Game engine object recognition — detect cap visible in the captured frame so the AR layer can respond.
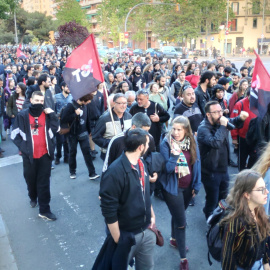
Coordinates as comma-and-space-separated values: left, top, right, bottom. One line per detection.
115, 68, 125, 74
218, 77, 230, 86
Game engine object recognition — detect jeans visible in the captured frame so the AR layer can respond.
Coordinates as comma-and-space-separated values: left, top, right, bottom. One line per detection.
202, 171, 230, 220
237, 259, 263, 270
68, 135, 96, 176
55, 133, 69, 160
162, 186, 192, 259
22, 154, 52, 214
127, 229, 156, 270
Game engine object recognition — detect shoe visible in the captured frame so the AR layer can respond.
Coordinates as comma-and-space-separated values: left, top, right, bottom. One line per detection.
170, 238, 177, 248
189, 197, 195, 206
229, 159, 238, 167
30, 200, 37, 208
90, 151, 96, 159
180, 259, 189, 270
0, 152, 3, 158
6, 129, 10, 135
55, 158, 60, 165
2, 137, 6, 141
89, 173, 100, 180
39, 212, 57, 221
64, 158, 69, 164
70, 173, 76, 179
51, 165, 55, 170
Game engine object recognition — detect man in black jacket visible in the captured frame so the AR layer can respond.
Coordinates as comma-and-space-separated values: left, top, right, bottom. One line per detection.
195, 71, 216, 117
197, 100, 249, 219
11, 91, 59, 221
99, 129, 156, 269
61, 93, 99, 180
129, 89, 170, 151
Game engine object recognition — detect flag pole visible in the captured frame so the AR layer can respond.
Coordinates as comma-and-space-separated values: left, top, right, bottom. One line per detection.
103, 83, 117, 136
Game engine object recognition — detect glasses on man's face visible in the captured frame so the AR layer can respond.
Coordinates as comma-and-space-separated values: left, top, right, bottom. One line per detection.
115, 102, 127, 106
252, 187, 268, 195
209, 110, 224, 115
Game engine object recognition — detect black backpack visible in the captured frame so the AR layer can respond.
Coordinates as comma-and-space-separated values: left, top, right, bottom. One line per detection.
206, 199, 233, 265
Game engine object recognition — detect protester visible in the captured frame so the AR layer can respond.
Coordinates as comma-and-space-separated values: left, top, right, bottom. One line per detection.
185, 67, 200, 89
159, 116, 201, 270
98, 129, 156, 269
220, 169, 270, 270
11, 91, 58, 220
149, 82, 167, 110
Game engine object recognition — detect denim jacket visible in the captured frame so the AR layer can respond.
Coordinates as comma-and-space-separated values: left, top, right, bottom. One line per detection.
159, 136, 201, 196
55, 93, 73, 116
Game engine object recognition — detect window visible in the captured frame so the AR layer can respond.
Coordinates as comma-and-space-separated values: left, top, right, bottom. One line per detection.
232, 2, 239, 15
231, 19, 237, 31
253, 18, 257, 28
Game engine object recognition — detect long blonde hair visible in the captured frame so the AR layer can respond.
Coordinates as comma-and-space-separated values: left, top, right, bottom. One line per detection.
252, 142, 270, 177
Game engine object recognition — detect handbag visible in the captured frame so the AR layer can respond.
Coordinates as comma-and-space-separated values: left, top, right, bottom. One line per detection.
59, 117, 76, 135
148, 224, 164, 247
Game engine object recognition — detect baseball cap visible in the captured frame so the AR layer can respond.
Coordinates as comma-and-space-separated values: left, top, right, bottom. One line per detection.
115, 68, 125, 74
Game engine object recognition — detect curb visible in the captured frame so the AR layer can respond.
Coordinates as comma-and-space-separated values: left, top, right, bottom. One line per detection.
0, 213, 18, 270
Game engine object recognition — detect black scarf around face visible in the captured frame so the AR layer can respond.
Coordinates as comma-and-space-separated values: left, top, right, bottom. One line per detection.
29, 103, 44, 117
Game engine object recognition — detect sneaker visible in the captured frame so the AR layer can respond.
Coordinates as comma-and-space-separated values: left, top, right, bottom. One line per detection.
64, 158, 69, 164
90, 151, 96, 159
39, 212, 57, 221
55, 158, 60, 165
70, 173, 76, 179
189, 197, 195, 206
30, 200, 37, 208
180, 259, 189, 270
51, 165, 55, 170
170, 238, 177, 248
89, 173, 100, 180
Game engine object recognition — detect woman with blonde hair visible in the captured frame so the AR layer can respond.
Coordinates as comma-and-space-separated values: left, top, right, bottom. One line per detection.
220, 169, 270, 270
159, 116, 201, 270
143, 63, 153, 84
253, 141, 270, 214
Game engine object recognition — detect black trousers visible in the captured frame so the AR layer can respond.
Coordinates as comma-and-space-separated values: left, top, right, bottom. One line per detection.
238, 136, 258, 171
68, 135, 96, 176
22, 154, 52, 214
55, 133, 69, 159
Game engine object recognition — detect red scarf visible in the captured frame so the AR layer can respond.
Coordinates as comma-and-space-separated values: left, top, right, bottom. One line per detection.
131, 159, 145, 193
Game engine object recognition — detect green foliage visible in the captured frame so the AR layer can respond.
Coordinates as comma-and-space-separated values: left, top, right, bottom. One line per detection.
4, 8, 55, 43
55, 0, 87, 26
0, 0, 18, 19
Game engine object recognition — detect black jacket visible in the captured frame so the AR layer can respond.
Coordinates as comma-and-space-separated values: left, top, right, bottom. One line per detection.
24, 85, 55, 110
60, 100, 91, 136
11, 109, 58, 163
195, 85, 210, 117
100, 153, 151, 233
197, 116, 244, 174
92, 231, 135, 270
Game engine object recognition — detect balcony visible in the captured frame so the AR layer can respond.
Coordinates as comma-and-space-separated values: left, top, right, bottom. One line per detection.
230, 26, 244, 33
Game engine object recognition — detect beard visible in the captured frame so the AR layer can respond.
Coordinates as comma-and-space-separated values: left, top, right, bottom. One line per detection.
64, 90, 70, 94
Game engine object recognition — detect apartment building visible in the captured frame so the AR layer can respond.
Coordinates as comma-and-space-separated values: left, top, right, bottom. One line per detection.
22, 0, 54, 17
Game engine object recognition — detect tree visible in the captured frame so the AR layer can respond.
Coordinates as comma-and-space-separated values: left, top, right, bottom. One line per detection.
55, 21, 89, 48
55, 0, 87, 26
0, 0, 18, 19
5, 7, 56, 43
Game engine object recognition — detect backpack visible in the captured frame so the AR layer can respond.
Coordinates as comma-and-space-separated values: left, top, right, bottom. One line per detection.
206, 199, 233, 265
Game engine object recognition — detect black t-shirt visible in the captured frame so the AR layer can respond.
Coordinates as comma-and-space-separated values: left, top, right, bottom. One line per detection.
130, 74, 145, 92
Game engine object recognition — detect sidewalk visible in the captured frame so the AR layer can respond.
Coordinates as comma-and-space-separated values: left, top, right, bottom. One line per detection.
0, 213, 18, 270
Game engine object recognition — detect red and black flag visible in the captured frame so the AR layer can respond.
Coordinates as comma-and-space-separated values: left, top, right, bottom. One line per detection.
16, 46, 27, 59
63, 34, 104, 101
250, 51, 270, 118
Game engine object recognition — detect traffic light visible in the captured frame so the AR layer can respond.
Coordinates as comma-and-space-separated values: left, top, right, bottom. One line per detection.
119, 33, 124, 42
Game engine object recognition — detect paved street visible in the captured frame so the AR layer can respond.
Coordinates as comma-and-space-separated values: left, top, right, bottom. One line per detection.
1, 56, 270, 270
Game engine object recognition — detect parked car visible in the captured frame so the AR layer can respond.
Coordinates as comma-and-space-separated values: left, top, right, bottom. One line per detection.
107, 47, 119, 56
145, 48, 164, 57
133, 49, 146, 56
121, 48, 133, 56
161, 46, 183, 58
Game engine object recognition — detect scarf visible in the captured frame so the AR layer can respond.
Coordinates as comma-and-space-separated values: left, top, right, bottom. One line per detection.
167, 133, 191, 178
29, 103, 44, 117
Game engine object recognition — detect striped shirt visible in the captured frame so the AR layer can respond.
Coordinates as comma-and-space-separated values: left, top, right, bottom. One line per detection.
16, 96, 25, 112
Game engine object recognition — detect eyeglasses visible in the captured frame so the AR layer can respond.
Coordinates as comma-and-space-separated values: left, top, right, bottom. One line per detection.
115, 102, 127, 105
182, 84, 192, 92
209, 110, 224, 115
252, 188, 268, 194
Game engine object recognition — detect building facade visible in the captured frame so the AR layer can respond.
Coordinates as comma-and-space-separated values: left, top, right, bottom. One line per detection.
22, 0, 54, 17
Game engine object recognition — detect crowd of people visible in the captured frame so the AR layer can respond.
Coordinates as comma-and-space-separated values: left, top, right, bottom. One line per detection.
1, 45, 270, 270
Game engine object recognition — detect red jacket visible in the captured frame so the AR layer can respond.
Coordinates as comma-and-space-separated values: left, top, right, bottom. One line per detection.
185, 75, 200, 89
230, 97, 256, 140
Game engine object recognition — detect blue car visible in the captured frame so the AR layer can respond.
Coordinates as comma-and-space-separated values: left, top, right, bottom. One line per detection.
146, 48, 164, 57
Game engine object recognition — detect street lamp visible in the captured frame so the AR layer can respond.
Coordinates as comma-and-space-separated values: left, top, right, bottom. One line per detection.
225, 0, 229, 58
